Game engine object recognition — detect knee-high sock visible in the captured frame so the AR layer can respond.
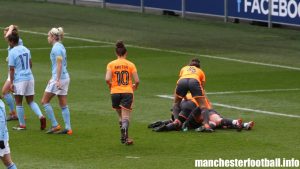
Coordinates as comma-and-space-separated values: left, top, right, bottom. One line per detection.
62, 106, 71, 130
172, 104, 181, 120
121, 119, 129, 130
121, 119, 129, 138
43, 103, 58, 127
7, 163, 17, 169
221, 118, 233, 126
201, 109, 210, 124
184, 107, 202, 129
29, 102, 43, 118
4, 93, 15, 113
16, 106, 25, 126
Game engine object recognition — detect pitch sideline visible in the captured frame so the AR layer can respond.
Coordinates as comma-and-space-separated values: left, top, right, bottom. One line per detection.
156, 94, 300, 119
0, 45, 113, 51
1, 27, 299, 71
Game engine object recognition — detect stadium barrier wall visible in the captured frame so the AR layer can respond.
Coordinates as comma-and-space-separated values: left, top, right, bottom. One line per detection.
43, 0, 300, 28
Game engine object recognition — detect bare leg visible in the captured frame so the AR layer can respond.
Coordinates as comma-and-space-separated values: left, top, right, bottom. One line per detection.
115, 109, 122, 128
1, 153, 16, 168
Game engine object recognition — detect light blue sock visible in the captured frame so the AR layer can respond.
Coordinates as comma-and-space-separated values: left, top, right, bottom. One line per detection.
7, 163, 17, 169
62, 106, 71, 130
16, 106, 25, 126
4, 93, 15, 112
29, 101, 43, 118
43, 103, 58, 127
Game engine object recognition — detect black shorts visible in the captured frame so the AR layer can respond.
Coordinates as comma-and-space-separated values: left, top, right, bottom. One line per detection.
179, 100, 197, 119
111, 93, 133, 110
176, 78, 204, 98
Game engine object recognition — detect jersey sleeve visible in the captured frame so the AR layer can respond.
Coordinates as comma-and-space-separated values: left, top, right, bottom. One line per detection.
27, 49, 32, 59
0, 107, 6, 141
107, 62, 112, 71
53, 47, 63, 60
8, 51, 15, 67
199, 70, 206, 82
131, 63, 137, 73
179, 67, 184, 77
202, 72, 206, 82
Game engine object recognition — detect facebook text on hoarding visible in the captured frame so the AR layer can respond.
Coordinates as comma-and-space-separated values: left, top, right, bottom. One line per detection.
239, 0, 300, 18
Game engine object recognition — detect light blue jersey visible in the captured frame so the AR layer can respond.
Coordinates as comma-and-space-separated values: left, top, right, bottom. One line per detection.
18, 38, 23, 46
7, 38, 24, 69
0, 100, 9, 141
8, 45, 34, 83
50, 42, 69, 80
7, 38, 23, 51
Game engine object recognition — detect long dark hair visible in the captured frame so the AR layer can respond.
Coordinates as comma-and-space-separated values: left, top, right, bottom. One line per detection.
115, 40, 127, 56
189, 58, 200, 68
7, 32, 19, 45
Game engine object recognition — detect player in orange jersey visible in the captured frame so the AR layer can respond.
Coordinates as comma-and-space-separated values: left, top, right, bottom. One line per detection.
171, 58, 212, 130
105, 40, 139, 145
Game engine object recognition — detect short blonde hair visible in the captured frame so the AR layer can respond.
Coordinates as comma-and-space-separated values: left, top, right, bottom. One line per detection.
49, 27, 64, 41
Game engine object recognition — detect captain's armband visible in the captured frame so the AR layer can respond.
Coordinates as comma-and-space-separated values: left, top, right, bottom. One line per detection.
56, 56, 63, 61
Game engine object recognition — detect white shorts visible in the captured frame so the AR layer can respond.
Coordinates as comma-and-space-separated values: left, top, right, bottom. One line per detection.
45, 78, 70, 95
0, 141, 11, 157
14, 80, 35, 96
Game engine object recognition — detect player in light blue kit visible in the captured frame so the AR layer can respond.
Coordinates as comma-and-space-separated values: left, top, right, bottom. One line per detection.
7, 33, 46, 131
2, 25, 23, 121
41, 27, 72, 135
0, 99, 17, 169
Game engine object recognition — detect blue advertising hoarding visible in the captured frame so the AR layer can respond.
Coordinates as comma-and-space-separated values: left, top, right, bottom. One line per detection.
269, 0, 300, 25
228, 0, 269, 21
106, 0, 140, 6
144, 0, 182, 11
228, 0, 300, 25
186, 0, 224, 16
106, 0, 300, 26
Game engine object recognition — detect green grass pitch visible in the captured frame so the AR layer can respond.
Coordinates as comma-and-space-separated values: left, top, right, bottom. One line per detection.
0, 0, 299, 168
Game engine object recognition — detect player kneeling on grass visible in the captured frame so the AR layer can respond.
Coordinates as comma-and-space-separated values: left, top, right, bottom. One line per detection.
7, 33, 46, 131
0, 97, 17, 168
105, 40, 139, 145
171, 58, 213, 131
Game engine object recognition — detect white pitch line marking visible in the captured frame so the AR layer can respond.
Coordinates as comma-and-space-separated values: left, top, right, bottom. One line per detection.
206, 88, 300, 95
125, 156, 140, 159
156, 94, 300, 119
0, 45, 112, 51
1, 27, 299, 71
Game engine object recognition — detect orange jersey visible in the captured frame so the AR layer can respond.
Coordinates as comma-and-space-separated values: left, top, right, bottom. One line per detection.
184, 93, 212, 109
107, 58, 137, 94
177, 66, 205, 85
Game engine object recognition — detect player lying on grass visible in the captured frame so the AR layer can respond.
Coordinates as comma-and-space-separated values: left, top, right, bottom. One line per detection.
181, 107, 254, 132
149, 93, 209, 131
149, 94, 254, 132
